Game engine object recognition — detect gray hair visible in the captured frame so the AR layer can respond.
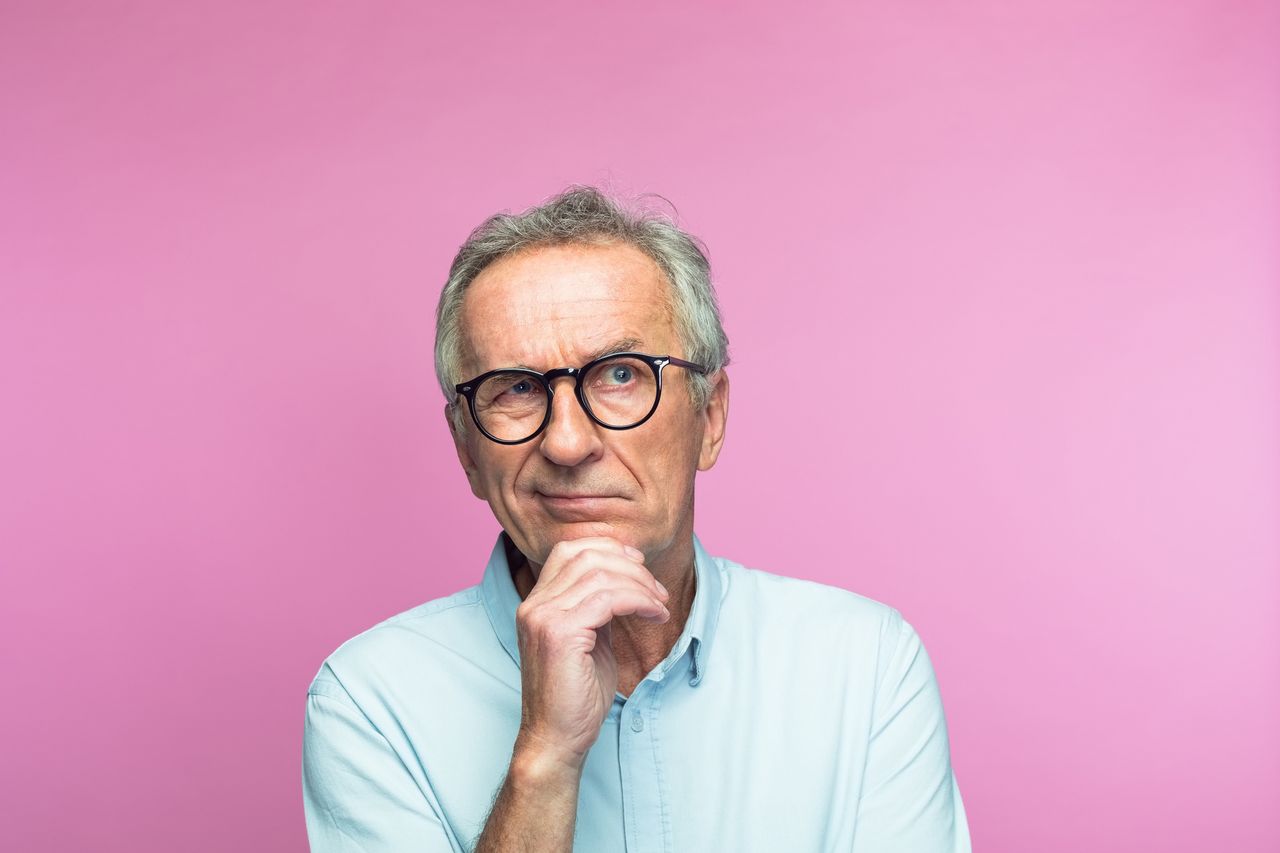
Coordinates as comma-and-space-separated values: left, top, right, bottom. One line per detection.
433, 186, 730, 428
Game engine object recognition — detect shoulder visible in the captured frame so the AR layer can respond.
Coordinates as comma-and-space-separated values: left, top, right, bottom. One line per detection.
308, 585, 493, 698
707, 553, 939, 701
711, 553, 909, 650
716, 554, 897, 623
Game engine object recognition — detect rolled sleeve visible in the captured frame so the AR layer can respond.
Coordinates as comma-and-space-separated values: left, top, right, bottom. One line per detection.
852, 610, 972, 853
302, 667, 458, 852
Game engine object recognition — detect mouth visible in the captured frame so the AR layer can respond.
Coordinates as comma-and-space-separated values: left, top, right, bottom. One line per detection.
534, 491, 624, 518
536, 491, 619, 503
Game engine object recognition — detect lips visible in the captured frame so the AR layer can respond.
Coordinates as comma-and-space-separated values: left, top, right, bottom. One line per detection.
533, 483, 623, 500
534, 490, 624, 518
537, 492, 615, 500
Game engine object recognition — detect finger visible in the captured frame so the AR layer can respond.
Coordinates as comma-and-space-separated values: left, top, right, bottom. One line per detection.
532, 538, 647, 587
535, 537, 641, 585
534, 550, 665, 603
568, 587, 670, 631
541, 548, 658, 596
551, 568, 668, 614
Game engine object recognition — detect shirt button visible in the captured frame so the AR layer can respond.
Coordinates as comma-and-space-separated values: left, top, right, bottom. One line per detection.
630, 713, 645, 733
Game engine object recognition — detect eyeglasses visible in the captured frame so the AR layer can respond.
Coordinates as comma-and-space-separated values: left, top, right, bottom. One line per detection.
454, 351, 709, 445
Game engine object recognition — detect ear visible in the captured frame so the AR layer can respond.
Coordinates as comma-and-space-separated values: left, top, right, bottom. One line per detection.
446, 402, 485, 500
697, 369, 730, 472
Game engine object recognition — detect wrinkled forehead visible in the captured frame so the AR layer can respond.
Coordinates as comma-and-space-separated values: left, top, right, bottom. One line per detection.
457, 242, 678, 375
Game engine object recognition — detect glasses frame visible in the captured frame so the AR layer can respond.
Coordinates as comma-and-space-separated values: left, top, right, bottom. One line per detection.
454, 351, 709, 445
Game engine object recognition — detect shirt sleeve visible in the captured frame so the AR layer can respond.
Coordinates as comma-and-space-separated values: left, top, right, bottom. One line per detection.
302, 667, 459, 852
851, 609, 972, 853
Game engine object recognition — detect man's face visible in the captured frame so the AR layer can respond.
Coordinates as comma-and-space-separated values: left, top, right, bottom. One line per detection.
448, 241, 728, 567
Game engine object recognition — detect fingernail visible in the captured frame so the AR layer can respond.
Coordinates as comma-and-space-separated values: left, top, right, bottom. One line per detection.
656, 580, 668, 597
624, 545, 644, 560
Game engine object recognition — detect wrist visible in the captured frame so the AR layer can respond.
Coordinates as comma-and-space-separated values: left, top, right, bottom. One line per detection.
511, 731, 587, 784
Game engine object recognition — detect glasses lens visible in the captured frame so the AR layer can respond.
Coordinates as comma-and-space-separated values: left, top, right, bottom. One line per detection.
473, 372, 548, 441
582, 356, 657, 427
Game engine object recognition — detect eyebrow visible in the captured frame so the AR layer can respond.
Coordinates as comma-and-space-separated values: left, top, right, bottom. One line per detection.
582, 337, 643, 363
510, 337, 644, 371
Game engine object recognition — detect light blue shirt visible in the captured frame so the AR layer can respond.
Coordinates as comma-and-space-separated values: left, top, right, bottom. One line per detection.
303, 534, 971, 852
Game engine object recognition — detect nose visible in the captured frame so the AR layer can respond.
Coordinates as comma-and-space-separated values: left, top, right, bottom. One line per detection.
537, 377, 604, 467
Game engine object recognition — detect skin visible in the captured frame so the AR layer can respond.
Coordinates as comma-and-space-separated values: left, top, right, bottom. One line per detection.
448, 240, 729, 695
451, 240, 729, 852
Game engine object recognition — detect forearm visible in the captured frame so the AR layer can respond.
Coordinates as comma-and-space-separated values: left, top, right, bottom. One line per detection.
476, 537, 661, 852
475, 741, 584, 853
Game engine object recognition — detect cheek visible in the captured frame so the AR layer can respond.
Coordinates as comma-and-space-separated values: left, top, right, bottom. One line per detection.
645, 418, 703, 490
666, 405, 706, 461
470, 444, 525, 496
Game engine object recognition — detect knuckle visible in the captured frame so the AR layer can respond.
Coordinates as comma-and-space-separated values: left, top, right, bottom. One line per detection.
516, 601, 551, 627
547, 620, 577, 642
529, 614, 565, 644
563, 549, 592, 570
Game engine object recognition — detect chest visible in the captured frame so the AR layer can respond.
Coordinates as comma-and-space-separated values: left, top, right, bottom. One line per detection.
407, 653, 872, 853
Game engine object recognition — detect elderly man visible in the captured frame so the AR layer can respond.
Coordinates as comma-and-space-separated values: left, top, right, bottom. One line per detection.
302, 187, 971, 852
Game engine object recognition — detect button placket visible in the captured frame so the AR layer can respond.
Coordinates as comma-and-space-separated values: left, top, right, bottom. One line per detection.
616, 685, 668, 853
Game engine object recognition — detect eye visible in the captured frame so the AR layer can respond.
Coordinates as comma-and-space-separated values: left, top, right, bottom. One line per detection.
585, 356, 648, 398
479, 373, 545, 410
605, 365, 634, 385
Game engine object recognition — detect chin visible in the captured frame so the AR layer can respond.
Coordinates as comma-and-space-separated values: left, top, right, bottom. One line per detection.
514, 519, 639, 564
549, 518, 633, 543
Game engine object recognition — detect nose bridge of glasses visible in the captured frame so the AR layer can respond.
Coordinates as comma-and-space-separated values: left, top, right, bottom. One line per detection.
540, 367, 593, 423
541, 366, 581, 389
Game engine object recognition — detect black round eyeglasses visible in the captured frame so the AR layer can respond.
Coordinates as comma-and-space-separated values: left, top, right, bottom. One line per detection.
454, 351, 709, 445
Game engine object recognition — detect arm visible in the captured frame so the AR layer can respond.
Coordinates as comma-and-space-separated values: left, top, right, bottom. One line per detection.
302, 678, 582, 853
472, 736, 583, 853
474, 537, 670, 853
304, 538, 669, 853
851, 610, 972, 853
302, 673, 456, 852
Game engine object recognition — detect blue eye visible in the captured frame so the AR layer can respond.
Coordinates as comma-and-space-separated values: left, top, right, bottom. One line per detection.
510, 380, 534, 395
608, 366, 633, 384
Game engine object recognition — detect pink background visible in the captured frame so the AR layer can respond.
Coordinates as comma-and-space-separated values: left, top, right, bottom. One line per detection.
2, 2, 1277, 850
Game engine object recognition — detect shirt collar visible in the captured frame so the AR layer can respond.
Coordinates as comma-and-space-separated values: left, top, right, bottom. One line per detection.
479, 531, 724, 687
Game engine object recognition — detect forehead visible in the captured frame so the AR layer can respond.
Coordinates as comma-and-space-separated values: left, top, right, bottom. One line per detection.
458, 241, 676, 372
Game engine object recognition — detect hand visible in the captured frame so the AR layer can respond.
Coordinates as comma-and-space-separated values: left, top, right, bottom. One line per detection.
512, 537, 671, 772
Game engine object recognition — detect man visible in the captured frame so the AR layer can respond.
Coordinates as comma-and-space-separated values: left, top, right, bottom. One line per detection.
303, 187, 971, 852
